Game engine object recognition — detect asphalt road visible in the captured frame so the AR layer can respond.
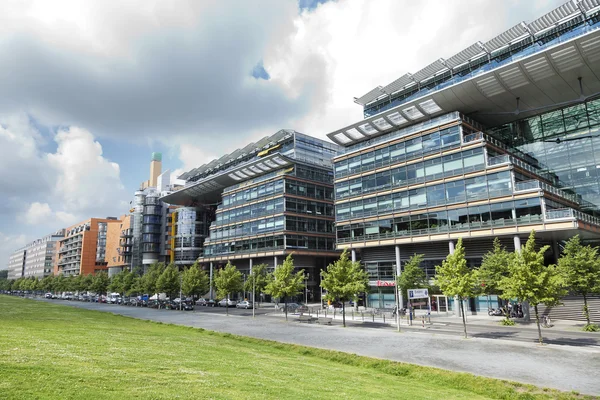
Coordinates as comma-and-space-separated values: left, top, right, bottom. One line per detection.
38, 298, 600, 396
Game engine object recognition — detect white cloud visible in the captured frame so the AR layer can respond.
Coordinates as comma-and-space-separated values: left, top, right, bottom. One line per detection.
20, 202, 52, 224
47, 126, 128, 216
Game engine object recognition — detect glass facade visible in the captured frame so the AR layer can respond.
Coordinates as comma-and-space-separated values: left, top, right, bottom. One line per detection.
203, 164, 337, 258
488, 97, 600, 211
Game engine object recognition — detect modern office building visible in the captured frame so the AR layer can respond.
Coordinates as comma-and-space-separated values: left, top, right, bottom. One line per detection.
57, 218, 117, 276
6, 230, 65, 280
162, 130, 342, 300
328, 1, 600, 310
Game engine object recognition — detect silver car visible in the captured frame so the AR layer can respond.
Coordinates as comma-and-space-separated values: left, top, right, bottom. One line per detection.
236, 301, 253, 309
218, 298, 236, 307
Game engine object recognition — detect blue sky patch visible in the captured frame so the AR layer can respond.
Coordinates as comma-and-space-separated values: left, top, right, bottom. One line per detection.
251, 60, 270, 80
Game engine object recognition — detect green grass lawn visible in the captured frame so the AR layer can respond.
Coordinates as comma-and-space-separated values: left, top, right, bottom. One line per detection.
0, 296, 589, 400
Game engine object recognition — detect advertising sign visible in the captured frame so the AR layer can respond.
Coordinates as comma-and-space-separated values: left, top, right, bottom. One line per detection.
407, 288, 429, 299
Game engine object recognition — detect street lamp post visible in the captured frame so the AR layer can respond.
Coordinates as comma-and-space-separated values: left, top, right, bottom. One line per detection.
304, 273, 309, 305
243, 273, 246, 300
179, 272, 183, 311
252, 274, 256, 319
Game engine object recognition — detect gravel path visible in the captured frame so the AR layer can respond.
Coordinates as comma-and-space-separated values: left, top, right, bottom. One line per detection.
46, 300, 600, 395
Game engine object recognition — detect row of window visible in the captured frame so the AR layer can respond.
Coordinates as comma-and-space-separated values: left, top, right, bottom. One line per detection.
335, 148, 485, 200
336, 171, 513, 221
337, 198, 542, 241
285, 198, 334, 217
204, 234, 336, 256
294, 165, 334, 184
215, 198, 285, 225
285, 180, 334, 200
285, 216, 334, 234
222, 179, 285, 208
210, 216, 285, 240
334, 126, 462, 178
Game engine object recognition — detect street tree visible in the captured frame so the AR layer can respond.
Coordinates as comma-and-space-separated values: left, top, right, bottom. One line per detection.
142, 262, 165, 299
128, 275, 144, 298
157, 264, 181, 302
213, 262, 243, 316
435, 238, 477, 338
108, 271, 124, 294
499, 231, 567, 344
91, 271, 110, 296
320, 249, 369, 327
181, 262, 210, 300
397, 254, 428, 308
476, 238, 514, 319
264, 254, 305, 321
556, 235, 600, 329
243, 264, 269, 305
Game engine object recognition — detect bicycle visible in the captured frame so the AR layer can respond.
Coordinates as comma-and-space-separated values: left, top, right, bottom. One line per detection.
542, 315, 553, 328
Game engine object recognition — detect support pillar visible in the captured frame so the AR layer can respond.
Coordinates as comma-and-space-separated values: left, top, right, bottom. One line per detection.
274, 256, 278, 269
552, 240, 560, 264
514, 235, 530, 321
449, 241, 460, 317
351, 249, 356, 263
395, 245, 402, 309
209, 262, 214, 300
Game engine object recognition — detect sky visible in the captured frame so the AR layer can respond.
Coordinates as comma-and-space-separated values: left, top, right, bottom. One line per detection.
0, 0, 565, 269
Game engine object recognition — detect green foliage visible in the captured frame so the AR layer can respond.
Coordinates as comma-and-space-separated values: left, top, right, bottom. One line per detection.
127, 275, 144, 297
556, 235, 600, 325
321, 249, 369, 327
0, 270, 7, 279
214, 262, 243, 300
583, 323, 599, 332
397, 254, 427, 306
476, 238, 513, 296
90, 271, 110, 295
108, 271, 124, 293
244, 264, 269, 297
499, 231, 567, 344
435, 238, 477, 338
181, 262, 209, 299
82, 274, 94, 293
142, 262, 165, 296
265, 254, 305, 321
214, 262, 243, 315
501, 318, 515, 326
157, 264, 181, 299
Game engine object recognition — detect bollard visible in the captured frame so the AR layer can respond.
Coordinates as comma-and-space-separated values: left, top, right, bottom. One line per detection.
362, 312, 364, 322
422, 316, 425, 328
334, 309, 336, 318
352, 310, 354, 320
372, 313, 375, 322
383, 314, 385, 323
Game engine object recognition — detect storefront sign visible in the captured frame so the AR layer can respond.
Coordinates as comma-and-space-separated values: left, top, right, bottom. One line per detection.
370, 280, 396, 287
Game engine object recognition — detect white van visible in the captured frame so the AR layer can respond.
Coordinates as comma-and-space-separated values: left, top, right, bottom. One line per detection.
107, 293, 121, 304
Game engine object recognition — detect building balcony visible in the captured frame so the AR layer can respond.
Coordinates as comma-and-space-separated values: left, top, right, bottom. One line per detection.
336, 208, 600, 245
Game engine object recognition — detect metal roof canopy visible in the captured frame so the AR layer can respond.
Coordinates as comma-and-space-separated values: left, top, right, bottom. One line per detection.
162, 153, 294, 206
354, 1, 593, 104
178, 130, 295, 181
529, 0, 581, 33
328, 26, 600, 148
382, 73, 414, 95
354, 86, 384, 106
411, 59, 448, 83
444, 42, 487, 69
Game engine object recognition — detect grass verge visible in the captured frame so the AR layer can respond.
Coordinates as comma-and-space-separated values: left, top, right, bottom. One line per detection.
0, 295, 592, 400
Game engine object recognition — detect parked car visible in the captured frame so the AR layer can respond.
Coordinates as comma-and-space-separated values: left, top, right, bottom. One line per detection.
45, 293, 52, 299
236, 300, 253, 309
218, 298, 236, 307
196, 298, 207, 306
182, 301, 195, 311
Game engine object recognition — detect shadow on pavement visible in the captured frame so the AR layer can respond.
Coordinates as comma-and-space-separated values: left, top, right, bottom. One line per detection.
471, 331, 518, 339
543, 337, 599, 347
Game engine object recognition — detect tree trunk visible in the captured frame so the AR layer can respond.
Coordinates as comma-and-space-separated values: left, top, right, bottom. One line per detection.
284, 296, 288, 321
342, 302, 346, 327
583, 293, 590, 326
534, 304, 543, 344
226, 293, 229, 316
460, 297, 468, 339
